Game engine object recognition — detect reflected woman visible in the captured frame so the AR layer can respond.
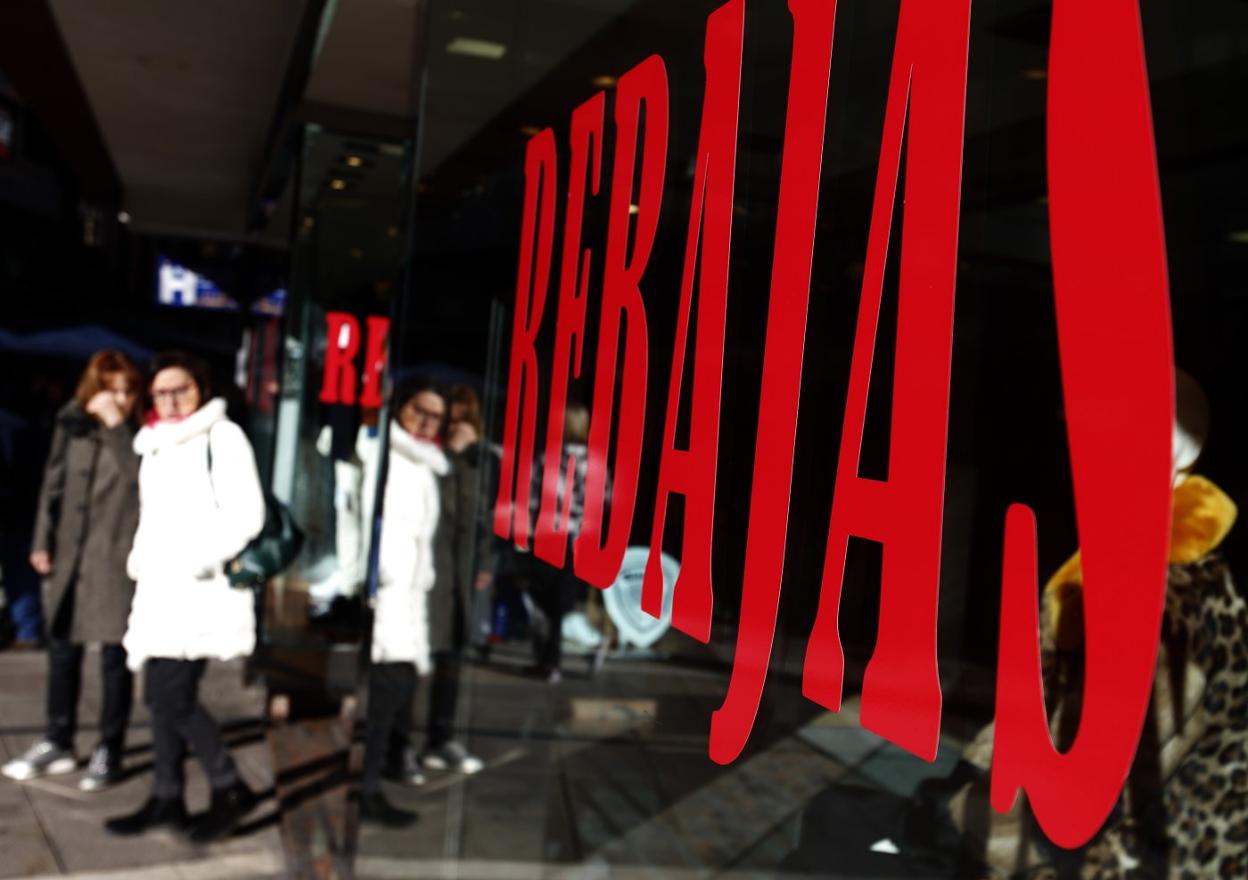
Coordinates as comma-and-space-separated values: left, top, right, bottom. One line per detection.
360, 378, 449, 826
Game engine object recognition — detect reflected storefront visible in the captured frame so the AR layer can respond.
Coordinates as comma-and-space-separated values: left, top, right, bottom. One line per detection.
269, 0, 1248, 876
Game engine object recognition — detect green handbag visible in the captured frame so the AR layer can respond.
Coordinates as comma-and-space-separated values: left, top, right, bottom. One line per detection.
207, 431, 304, 588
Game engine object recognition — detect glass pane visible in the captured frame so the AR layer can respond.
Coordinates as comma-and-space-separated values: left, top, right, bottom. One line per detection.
356, 1, 1248, 877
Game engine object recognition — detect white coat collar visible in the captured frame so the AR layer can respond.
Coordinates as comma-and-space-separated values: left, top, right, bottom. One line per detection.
134, 398, 228, 455
389, 421, 449, 476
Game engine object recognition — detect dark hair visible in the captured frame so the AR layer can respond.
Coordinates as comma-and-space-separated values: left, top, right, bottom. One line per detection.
75, 350, 144, 419
447, 384, 482, 433
393, 375, 445, 411
148, 350, 213, 403
392, 375, 447, 436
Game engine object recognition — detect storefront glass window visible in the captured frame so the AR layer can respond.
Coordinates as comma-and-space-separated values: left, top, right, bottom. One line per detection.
266, 126, 409, 692
357, 1, 1248, 876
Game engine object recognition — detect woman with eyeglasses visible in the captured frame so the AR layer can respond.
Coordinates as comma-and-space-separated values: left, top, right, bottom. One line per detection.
3, 351, 143, 792
359, 377, 450, 826
104, 351, 264, 842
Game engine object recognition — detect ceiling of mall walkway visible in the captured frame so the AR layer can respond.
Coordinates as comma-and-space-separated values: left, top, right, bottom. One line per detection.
43, 0, 635, 241
47, 0, 310, 238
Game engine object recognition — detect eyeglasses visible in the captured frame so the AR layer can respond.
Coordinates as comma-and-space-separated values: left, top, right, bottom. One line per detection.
410, 404, 445, 423
151, 385, 194, 403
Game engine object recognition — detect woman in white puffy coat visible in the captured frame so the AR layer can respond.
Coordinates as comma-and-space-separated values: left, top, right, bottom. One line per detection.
359, 377, 449, 827
105, 352, 264, 842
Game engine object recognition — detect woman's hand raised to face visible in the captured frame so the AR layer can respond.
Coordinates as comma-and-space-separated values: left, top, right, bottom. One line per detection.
446, 421, 480, 453
86, 390, 126, 429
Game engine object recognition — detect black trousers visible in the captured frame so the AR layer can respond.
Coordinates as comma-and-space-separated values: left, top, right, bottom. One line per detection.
531, 560, 581, 670
374, 652, 461, 776
426, 651, 461, 749
362, 661, 416, 794
145, 658, 239, 800
46, 639, 133, 752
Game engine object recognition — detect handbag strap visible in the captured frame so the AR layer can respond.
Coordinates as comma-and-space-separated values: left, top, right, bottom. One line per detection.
205, 424, 219, 509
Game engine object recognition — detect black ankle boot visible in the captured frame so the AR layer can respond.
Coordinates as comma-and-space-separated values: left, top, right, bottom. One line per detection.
359, 790, 418, 828
104, 797, 188, 836
187, 780, 259, 843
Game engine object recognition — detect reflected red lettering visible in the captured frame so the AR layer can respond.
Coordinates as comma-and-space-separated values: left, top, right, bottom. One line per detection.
990, 0, 1174, 847
803, 0, 973, 762
574, 55, 669, 587
495, 129, 559, 548
491, 0, 1176, 850
359, 315, 390, 408
644, 0, 744, 640
320, 311, 361, 405
709, 0, 839, 765
534, 93, 606, 567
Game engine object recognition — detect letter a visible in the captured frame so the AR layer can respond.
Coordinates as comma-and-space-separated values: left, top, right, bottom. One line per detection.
801, 0, 972, 762
643, 0, 744, 639
708, 0, 839, 765
494, 130, 558, 548
991, 0, 1174, 848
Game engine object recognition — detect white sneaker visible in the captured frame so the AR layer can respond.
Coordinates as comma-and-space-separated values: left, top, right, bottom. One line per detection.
561, 611, 602, 649
421, 741, 484, 775
2, 741, 77, 781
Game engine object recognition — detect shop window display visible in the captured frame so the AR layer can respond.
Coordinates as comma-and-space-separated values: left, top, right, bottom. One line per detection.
348, 0, 1248, 875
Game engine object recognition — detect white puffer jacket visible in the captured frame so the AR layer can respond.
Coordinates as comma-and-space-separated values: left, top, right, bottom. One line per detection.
123, 399, 265, 671
371, 422, 448, 671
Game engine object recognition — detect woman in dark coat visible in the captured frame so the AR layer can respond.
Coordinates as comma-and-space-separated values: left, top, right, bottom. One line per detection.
1, 350, 142, 792
421, 385, 494, 774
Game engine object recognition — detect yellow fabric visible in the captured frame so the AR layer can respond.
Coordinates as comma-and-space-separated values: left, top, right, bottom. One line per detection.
1042, 474, 1237, 651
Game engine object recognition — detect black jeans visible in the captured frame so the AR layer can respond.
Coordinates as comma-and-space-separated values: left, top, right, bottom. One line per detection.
531, 560, 581, 671
362, 661, 416, 794
426, 651, 461, 750
375, 652, 460, 772
47, 639, 133, 752
144, 658, 239, 800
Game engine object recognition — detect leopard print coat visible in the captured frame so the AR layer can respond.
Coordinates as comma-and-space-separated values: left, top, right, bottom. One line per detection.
1076, 554, 1248, 879
948, 490, 1245, 880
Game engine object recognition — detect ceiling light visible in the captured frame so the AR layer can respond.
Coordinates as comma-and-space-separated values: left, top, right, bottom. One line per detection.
349, 248, 363, 259
592, 75, 617, 88
447, 37, 506, 60
345, 155, 363, 168
1229, 230, 1248, 244
330, 179, 346, 191
1022, 68, 1047, 80
387, 226, 400, 238
628, 203, 640, 215
117, 211, 131, 224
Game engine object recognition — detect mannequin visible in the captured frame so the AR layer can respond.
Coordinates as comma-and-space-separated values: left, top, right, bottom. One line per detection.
918, 372, 1246, 879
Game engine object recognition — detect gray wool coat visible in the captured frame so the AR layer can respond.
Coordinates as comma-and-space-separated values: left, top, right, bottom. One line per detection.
429, 442, 496, 654
31, 401, 139, 643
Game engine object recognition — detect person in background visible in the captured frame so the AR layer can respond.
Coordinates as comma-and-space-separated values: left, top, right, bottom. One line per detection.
525, 402, 602, 684
2, 351, 142, 791
421, 384, 492, 775
0, 405, 43, 648
105, 351, 264, 842
361, 378, 449, 826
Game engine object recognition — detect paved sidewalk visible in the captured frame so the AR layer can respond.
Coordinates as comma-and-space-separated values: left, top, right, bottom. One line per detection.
0, 647, 283, 879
